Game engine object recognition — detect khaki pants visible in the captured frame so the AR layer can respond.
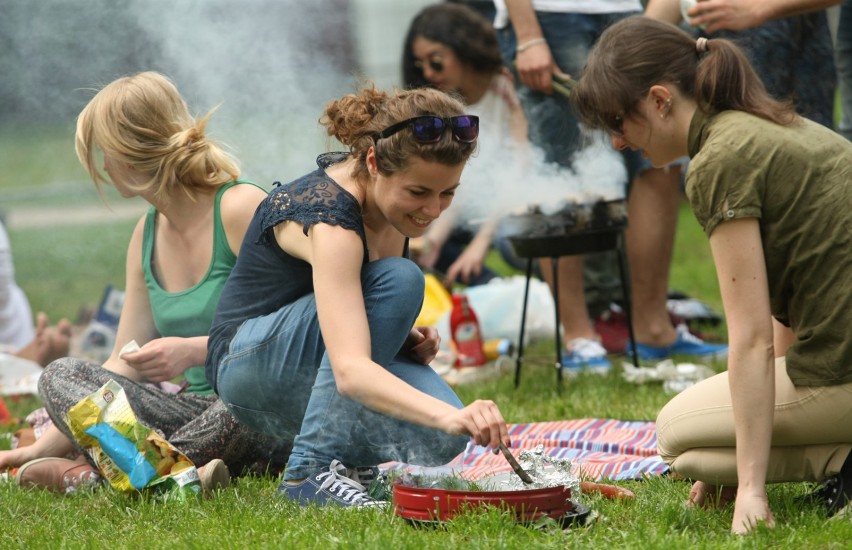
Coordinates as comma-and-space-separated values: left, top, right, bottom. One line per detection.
656, 358, 852, 485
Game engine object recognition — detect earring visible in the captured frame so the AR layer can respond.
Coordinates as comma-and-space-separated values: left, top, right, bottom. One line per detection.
661, 98, 673, 118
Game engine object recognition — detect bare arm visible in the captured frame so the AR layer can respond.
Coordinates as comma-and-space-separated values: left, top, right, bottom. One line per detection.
219, 183, 268, 256
505, 0, 563, 93
709, 218, 776, 534
645, 0, 685, 23
101, 217, 162, 381
0, 423, 75, 469
285, 221, 508, 448
444, 218, 500, 285
647, 0, 841, 32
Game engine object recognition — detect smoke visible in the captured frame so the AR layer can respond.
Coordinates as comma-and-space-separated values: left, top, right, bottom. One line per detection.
3, 0, 626, 214
455, 128, 628, 227
126, 0, 359, 186
1, 0, 360, 187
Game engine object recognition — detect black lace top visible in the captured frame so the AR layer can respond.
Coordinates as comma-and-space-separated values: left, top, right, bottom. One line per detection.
256, 152, 367, 258
205, 153, 371, 389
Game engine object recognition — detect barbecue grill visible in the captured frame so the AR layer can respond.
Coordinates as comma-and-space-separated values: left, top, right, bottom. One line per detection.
505, 198, 640, 388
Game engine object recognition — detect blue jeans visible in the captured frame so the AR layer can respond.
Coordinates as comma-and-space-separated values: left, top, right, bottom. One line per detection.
709, 12, 836, 128
213, 257, 468, 480
497, 11, 640, 168
495, 11, 640, 313
838, 1, 852, 140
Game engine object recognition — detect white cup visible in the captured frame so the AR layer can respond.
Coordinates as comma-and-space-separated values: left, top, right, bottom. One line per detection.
680, 0, 707, 29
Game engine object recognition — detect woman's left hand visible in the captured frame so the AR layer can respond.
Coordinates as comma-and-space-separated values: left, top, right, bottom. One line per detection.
120, 336, 198, 383
403, 326, 441, 365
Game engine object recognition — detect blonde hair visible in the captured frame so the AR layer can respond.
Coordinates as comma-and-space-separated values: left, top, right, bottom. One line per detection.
75, 71, 240, 202
320, 85, 476, 182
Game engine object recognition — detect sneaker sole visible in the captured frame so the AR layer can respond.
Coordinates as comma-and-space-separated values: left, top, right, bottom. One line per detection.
15, 457, 61, 487
199, 459, 230, 495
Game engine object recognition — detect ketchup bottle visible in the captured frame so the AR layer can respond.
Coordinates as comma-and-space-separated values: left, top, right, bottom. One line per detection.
450, 293, 486, 367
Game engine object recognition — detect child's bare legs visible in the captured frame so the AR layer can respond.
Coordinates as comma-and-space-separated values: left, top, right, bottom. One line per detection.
15, 312, 72, 367
0, 424, 75, 470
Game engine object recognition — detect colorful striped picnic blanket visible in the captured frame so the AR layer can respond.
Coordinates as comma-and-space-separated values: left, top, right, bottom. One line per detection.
383, 418, 669, 482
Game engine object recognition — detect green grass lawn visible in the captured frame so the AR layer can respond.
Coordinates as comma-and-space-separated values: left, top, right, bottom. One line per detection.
2, 128, 850, 547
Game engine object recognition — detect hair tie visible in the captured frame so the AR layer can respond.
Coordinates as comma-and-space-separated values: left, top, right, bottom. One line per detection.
695, 37, 709, 54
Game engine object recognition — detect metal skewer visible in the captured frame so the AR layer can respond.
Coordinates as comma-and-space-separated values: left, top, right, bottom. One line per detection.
498, 443, 534, 484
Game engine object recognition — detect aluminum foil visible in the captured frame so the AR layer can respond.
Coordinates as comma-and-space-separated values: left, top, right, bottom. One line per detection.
394, 445, 581, 493
477, 445, 581, 493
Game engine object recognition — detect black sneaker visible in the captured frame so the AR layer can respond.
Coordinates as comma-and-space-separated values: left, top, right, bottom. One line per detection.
799, 452, 852, 516
278, 460, 387, 509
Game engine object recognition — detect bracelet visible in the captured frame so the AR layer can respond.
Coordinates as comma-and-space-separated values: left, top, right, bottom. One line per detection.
516, 37, 547, 53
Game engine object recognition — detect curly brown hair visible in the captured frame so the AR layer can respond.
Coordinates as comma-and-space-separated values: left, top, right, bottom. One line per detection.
320, 85, 477, 181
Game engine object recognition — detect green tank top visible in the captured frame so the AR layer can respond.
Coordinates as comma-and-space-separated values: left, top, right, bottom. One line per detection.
142, 180, 260, 394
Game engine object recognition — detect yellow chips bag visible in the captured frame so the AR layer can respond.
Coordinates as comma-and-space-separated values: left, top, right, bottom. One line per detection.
66, 378, 202, 499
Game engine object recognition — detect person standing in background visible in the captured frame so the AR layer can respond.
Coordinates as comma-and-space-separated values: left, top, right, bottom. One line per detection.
495, 0, 727, 370
646, 0, 839, 130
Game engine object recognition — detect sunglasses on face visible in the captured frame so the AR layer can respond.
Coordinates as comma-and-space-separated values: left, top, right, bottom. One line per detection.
373, 115, 479, 144
414, 57, 444, 73
607, 115, 624, 137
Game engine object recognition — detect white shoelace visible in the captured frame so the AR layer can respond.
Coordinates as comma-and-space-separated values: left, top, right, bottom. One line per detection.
63, 470, 102, 495
315, 460, 377, 505
565, 337, 607, 360
675, 324, 705, 345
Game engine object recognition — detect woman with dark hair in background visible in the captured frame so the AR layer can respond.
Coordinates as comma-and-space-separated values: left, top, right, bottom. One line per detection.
573, 16, 852, 533
206, 85, 510, 508
401, 3, 527, 286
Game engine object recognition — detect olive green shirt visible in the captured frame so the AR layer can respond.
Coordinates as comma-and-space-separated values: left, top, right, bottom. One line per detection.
685, 109, 852, 386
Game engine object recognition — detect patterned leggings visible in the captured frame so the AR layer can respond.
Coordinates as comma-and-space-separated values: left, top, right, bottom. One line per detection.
39, 358, 290, 475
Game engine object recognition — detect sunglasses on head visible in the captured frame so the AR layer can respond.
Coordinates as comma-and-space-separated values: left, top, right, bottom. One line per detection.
414, 57, 444, 73
373, 115, 479, 144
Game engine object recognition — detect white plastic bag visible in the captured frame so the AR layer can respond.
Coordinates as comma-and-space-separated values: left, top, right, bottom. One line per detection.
461, 275, 556, 345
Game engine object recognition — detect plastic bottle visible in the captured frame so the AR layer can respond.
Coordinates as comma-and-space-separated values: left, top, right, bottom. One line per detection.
483, 338, 514, 361
449, 293, 486, 367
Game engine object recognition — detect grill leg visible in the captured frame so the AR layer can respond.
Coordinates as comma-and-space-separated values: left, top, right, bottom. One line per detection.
551, 256, 563, 391
514, 257, 534, 388
616, 231, 641, 369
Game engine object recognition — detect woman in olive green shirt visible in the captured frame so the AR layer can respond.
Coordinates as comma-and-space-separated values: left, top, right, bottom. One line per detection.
572, 16, 852, 534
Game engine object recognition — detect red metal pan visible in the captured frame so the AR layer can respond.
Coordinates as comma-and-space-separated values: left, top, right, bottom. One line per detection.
392, 480, 590, 527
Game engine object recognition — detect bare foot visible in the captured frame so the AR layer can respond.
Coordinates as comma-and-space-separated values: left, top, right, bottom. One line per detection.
687, 480, 737, 509
15, 313, 72, 367
0, 446, 40, 471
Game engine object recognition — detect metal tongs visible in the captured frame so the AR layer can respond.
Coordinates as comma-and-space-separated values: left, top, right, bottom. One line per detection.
550, 72, 578, 100
511, 61, 578, 100
498, 443, 534, 484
